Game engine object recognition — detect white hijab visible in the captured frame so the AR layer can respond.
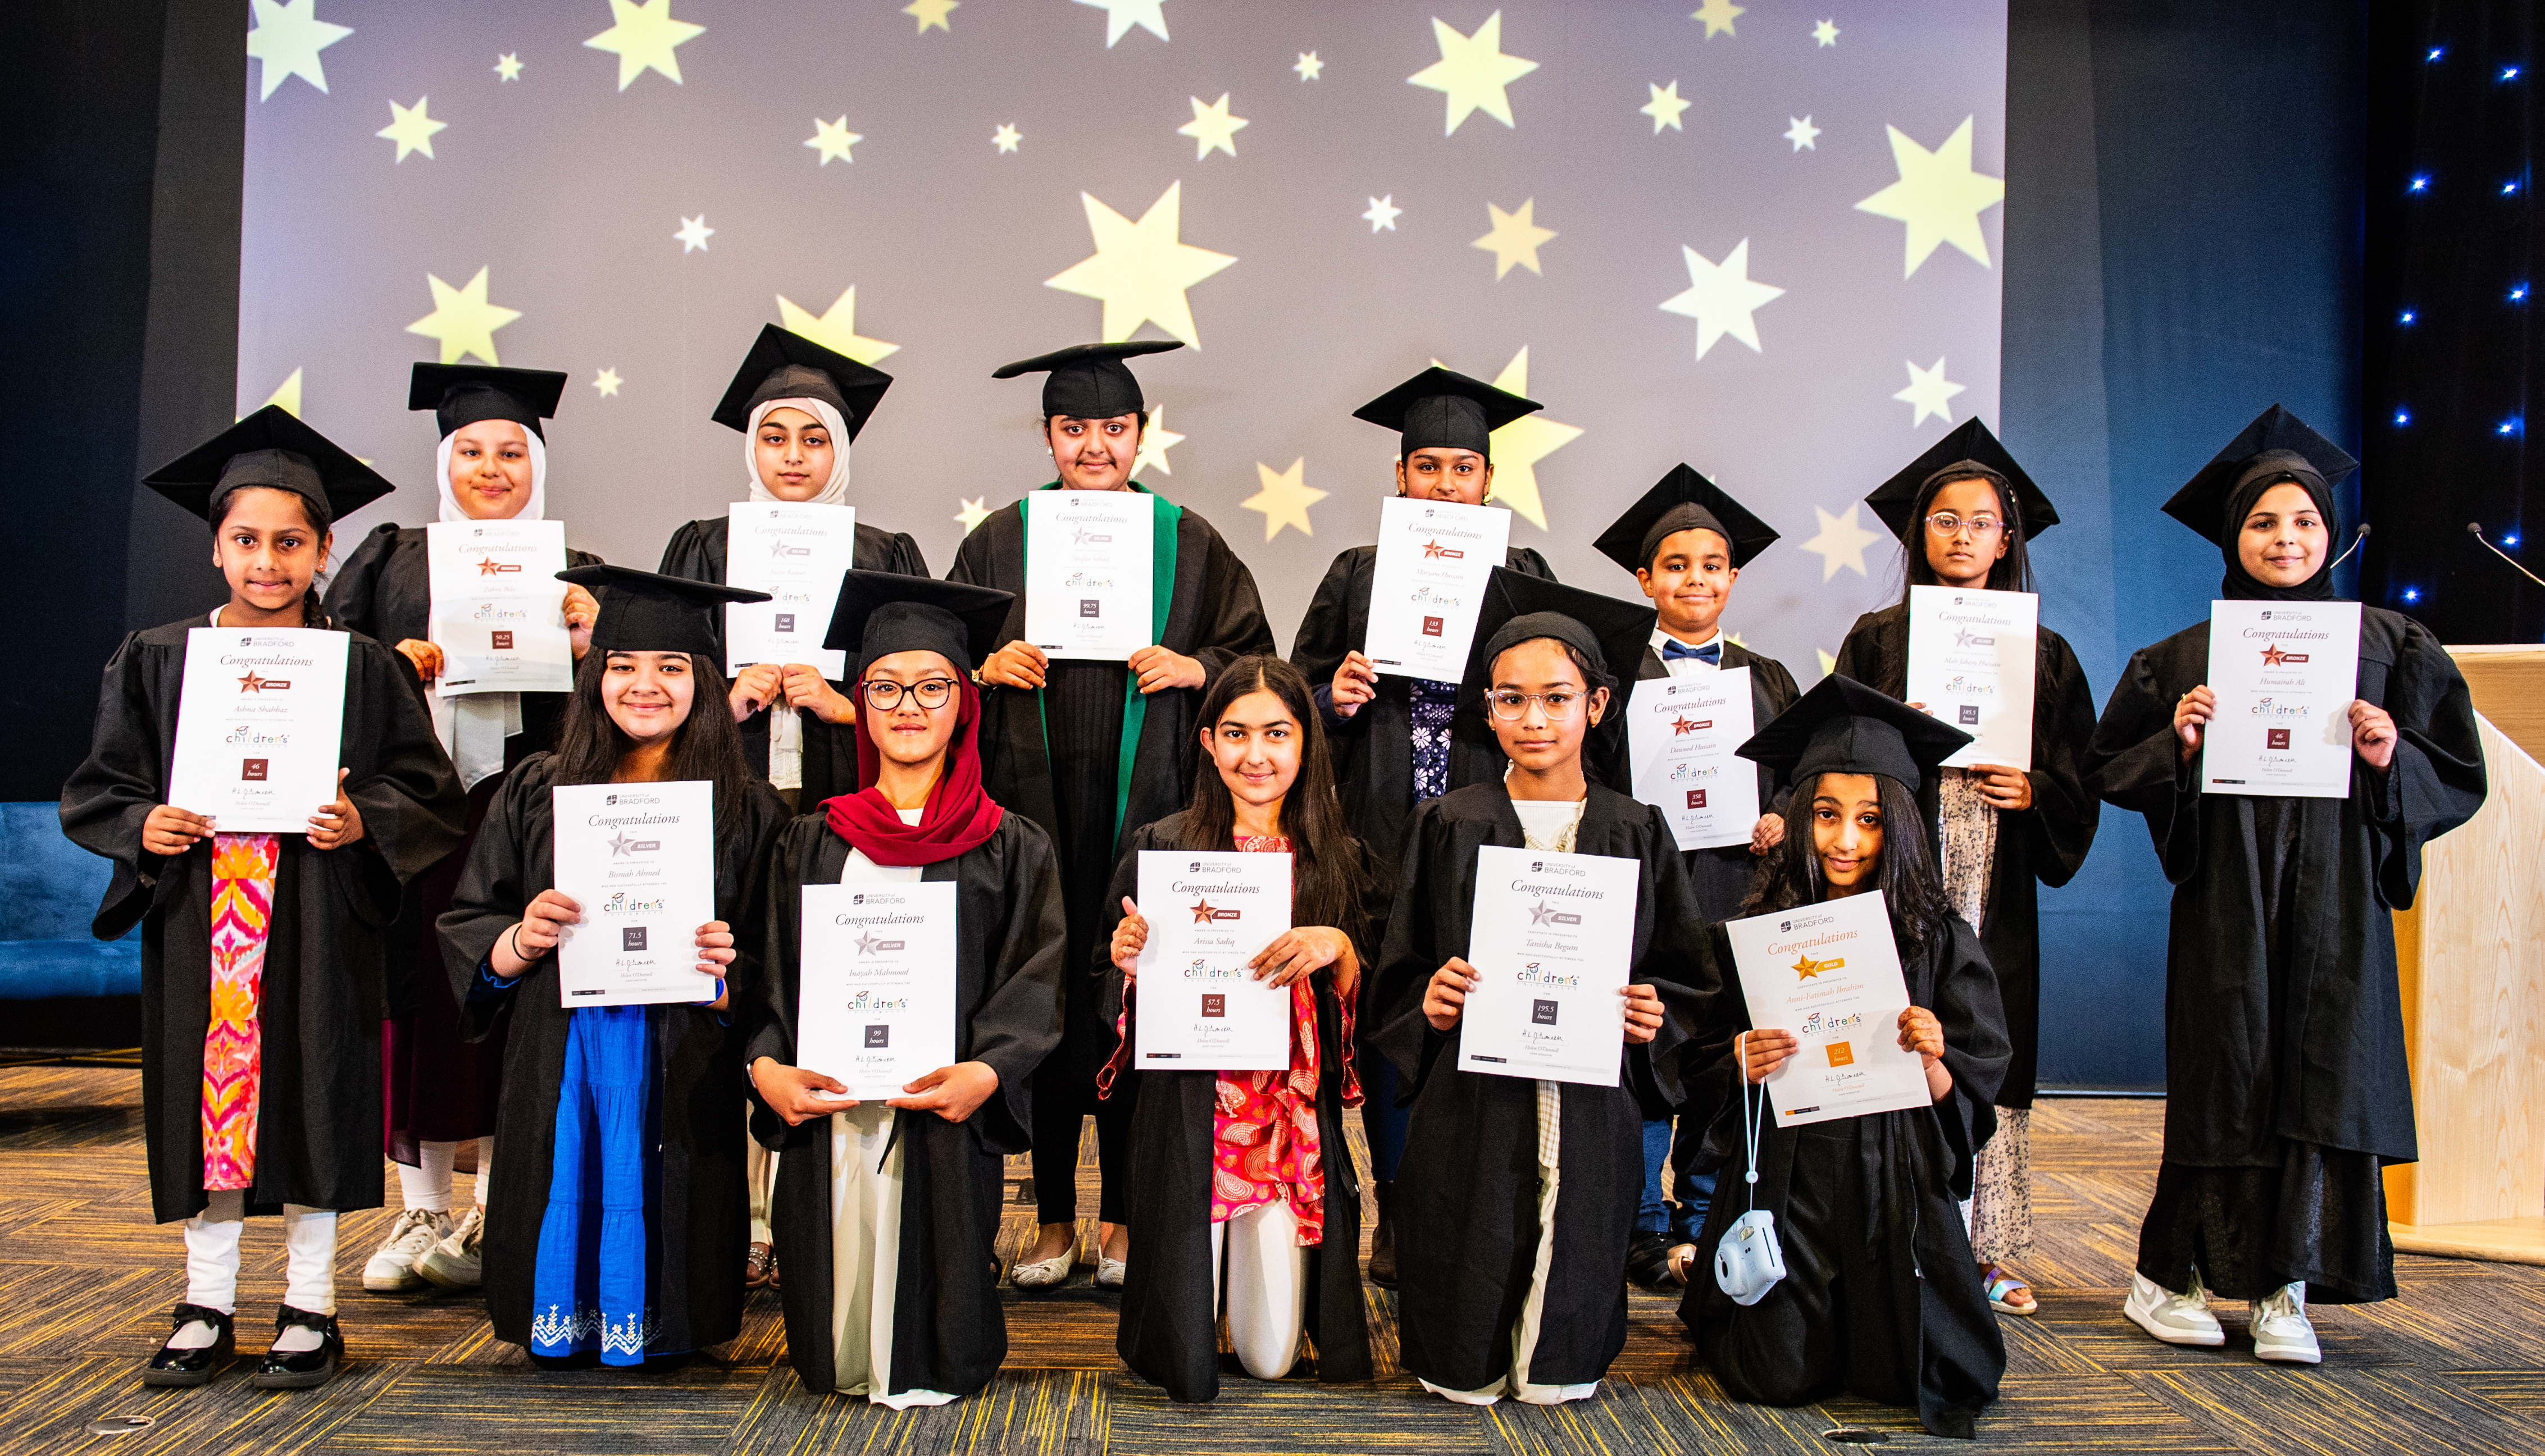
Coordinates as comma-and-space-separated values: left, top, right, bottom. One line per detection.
434, 426, 549, 522
430, 423, 550, 787
743, 397, 852, 504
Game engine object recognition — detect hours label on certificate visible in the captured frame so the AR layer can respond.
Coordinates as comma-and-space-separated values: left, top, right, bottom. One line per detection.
1626, 667, 1759, 850
2202, 599, 2362, 798
1722, 891, 1929, 1127
167, 628, 349, 833
1904, 585, 2038, 771
725, 502, 856, 679
1023, 491, 1154, 660
1459, 845, 1638, 1087
798, 882, 959, 1099
1133, 850, 1292, 1072
1363, 496, 1510, 683
551, 781, 718, 1007
426, 519, 573, 697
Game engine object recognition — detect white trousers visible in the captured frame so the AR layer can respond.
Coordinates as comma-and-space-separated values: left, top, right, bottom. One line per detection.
748, 1105, 778, 1245
828, 1107, 954, 1408
183, 1189, 336, 1314
397, 1137, 494, 1213
1210, 1200, 1309, 1380
1422, 1081, 1599, 1407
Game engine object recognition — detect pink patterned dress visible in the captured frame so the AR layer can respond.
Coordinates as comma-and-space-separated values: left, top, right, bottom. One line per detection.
202, 832, 280, 1190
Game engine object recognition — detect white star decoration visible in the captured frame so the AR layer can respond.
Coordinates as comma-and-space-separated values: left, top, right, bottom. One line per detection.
1243, 458, 1326, 541
493, 52, 523, 82
1177, 94, 1248, 159
991, 123, 1022, 154
1044, 181, 1236, 348
406, 267, 520, 366
1659, 240, 1784, 359
1363, 195, 1403, 232
1893, 357, 1964, 427
1813, 19, 1840, 46
1641, 81, 1692, 134
585, 0, 705, 91
1800, 504, 1884, 581
673, 214, 715, 252
592, 367, 623, 398
954, 497, 992, 533
1691, 0, 1743, 39
1473, 199, 1555, 279
248, 0, 351, 100
776, 286, 899, 363
1854, 117, 2007, 275
1785, 115, 1820, 151
1408, 12, 1537, 136
1076, 0, 1167, 48
804, 116, 862, 166
1133, 407, 1185, 478
376, 97, 445, 162
1295, 52, 1323, 81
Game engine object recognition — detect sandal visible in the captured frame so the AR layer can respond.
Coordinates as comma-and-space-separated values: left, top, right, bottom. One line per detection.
1980, 1262, 2038, 1316
1665, 1243, 1700, 1288
744, 1242, 776, 1290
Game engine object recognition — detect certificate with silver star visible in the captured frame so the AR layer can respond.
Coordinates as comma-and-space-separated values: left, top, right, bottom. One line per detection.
167, 626, 349, 833
796, 881, 960, 1098
1458, 846, 1638, 1087
550, 779, 719, 1007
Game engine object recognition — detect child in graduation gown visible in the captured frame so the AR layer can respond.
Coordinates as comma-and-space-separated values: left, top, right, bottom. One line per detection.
1590, 464, 1801, 1292
325, 363, 602, 1295
954, 341, 1276, 1290
437, 565, 790, 1366
1286, 366, 1556, 1289
2084, 408, 2484, 1363
1833, 422, 2101, 1318
62, 408, 467, 1389
1099, 655, 1377, 1401
1372, 570, 1709, 1406
743, 572, 1068, 1404
1674, 675, 2010, 1439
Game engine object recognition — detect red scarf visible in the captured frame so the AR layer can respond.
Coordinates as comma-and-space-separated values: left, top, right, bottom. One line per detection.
818, 677, 1003, 866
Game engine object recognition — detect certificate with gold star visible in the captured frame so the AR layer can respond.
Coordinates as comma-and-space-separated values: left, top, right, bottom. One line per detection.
1459, 846, 1639, 1087
1132, 850, 1292, 1071
425, 520, 574, 696
1363, 496, 1509, 684
795, 880, 961, 1097
550, 780, 719, 1008
2201, 599, 2362, 799
1624, 667, 1760, 849
1722, 892, 1928, 1127
167, 627, 350, 833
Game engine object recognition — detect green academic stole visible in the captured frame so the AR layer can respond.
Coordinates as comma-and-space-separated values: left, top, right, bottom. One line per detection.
1019, 482, 1182, 842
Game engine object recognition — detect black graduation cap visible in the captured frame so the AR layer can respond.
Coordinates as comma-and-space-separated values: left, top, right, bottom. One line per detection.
1594, 463, 1781, 574
141, 404, 393, 530
710, 324, 894, 441
408, 363, 569, 440
822, 570, 1013, 680
991, 340, 1182, 419
1736, 674, 1971, 795
1351, 366, 1541, 459
1458, 567, 1655, 733
558, 564, 769, 661
2161, 404, 2359, 547
1864, 418, 2061, 542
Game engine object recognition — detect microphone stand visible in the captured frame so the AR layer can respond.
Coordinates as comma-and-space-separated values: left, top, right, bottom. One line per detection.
2467, 522, 2545, 589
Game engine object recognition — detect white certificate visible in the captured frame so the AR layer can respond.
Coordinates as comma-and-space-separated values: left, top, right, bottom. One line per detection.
796, 881, 960, 1099
1904, 585, 2038, 771
1722, 891, 1931, 1128
551, 780, 718, 1007
1022, 491, 1154, 660
1626, 667, 1760, 850
2201, 599, 2364, 799
1363, 496, 1511, 683
426, 519, 573, 698
166, 628, 349, 833
1459, 845, 1638, 1087
723, 501, 857, 679
1132, 850, 1292, 1071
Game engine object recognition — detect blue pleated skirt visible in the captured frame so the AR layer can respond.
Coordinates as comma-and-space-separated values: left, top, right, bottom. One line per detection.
526, 1006, 661, 1364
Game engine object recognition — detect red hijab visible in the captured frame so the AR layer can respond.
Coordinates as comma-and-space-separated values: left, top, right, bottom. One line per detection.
820, 676, 1003, 866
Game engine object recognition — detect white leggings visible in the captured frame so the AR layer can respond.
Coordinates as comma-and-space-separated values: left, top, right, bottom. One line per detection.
395, 1138, 494, 1213
1210, 1201, 1308, 1380
184, 1189, 336, 1314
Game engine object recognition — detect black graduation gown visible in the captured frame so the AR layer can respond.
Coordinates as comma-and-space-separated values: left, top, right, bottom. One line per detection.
656, 514, 930, 804
1371, 783, 1709, 1393
1832, 604, 2100, 1107
1096, 813, 1376, 1402
1674, 914, 2010, 1439
1617, 639, 1802, 925
745, 813, 1067, 1398
437, 754, 789, 1358
59, 618, 467, 1222
2082, 606, 2484, 1301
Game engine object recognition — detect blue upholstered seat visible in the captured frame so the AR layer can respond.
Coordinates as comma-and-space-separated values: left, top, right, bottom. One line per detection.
0, 802, 140, 1000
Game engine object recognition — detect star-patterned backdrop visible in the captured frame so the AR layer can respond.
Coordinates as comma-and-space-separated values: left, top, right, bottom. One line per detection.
239, 0, 2007, 675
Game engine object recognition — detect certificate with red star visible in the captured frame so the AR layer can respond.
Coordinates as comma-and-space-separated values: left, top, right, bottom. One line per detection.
1132, 849, 1291, 1071
168, 626, 349, 832
1624, 667, 1759, 849
2201, 599, 2363, 800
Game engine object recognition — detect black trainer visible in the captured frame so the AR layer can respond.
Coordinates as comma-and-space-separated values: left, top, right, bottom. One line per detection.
1626, 1230, 1678, 1294
251, 1305, 343, 1390
142, 1303, 235, 1387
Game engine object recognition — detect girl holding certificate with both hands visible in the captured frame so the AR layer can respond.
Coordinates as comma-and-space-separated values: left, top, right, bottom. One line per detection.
1675, 675, 2009, 1440
1372, 572, 1709, 1408
1098, 655, 1376, 1402
63, 409, 466, 1391
438, 566, 790, 1368
742, 573, 1068, 1407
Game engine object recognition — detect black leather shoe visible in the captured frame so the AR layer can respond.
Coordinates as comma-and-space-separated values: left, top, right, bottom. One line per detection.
1367, 1180, 1398, 1290
1626, 1230, 1678, 1294
251, 1305, 343, 1390
143, 1303, 235, 1387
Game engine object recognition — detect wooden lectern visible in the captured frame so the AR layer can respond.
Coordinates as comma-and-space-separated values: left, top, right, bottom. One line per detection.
2387, 645, 2545, 1265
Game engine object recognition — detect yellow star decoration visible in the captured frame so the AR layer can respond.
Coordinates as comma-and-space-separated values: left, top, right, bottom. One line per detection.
248, 0, 352, 101
1854, 117, 2006, 276
1432, 347, 1578, 531
1243, 458, 1326, 541
1407, 11, 1537, 136
1691, 0, 1743, 39
494, 52, 523, 81
1044, 182, 1236, 348
376, 97, 447, 162
903, 0, 958, 34
592, 367, 623, 398
1472, 199, 1555, 279
805, 116, 862, 166
585, 0, 705, 92
1641, 81, 1692, 134
1177, 94, 1248, 159
1133, 407, 1185, 478
1799, 504, 1884, 582
406, 267, 520, 366
954, 496, 992, 533
1816, 647, 1838, 678
775, 287, 899, 364
258, 368, 304, 417
992, 123, 1022, 154
1076, 0, 1168, 48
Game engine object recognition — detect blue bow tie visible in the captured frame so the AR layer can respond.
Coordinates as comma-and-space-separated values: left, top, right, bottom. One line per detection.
1661, 639, 1722, 666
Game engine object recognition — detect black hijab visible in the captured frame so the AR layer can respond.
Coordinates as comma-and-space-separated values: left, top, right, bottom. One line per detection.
2218, 450, 2340, 602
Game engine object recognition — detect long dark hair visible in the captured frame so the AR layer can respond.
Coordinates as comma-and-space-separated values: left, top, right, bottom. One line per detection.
1741, 771, 1953, 951
552, 650, 758, 837
211, 485, 334, 628
1178, 655, 1369, 947
1895, 465, 2034, 599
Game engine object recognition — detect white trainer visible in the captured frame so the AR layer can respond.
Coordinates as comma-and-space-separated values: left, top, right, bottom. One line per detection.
2250, 1281, 2322, 1364
415, 1205, 486, 1290
2124, 1270, 2225, 1347
362, 1208, 451, 1292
